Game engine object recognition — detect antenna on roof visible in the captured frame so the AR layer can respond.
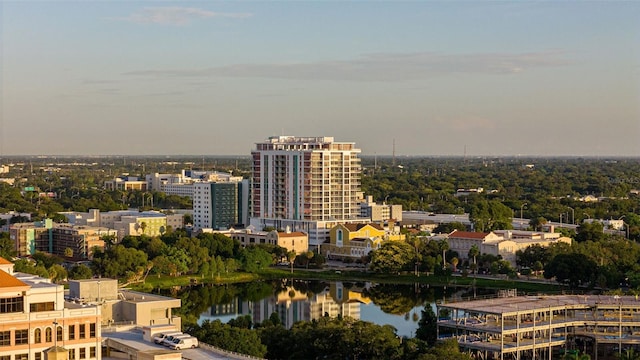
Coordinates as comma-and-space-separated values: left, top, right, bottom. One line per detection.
392, 139, 396, 167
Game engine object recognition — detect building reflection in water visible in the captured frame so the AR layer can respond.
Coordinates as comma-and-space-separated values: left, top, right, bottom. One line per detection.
200, 282, 370, 328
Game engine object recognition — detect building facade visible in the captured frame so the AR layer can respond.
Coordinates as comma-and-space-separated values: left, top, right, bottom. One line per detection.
250, 136, 363, 247
9, 220, 112, 260
192, 179, 249, 231
0, 257, 102, 360
60, 210, 184, 241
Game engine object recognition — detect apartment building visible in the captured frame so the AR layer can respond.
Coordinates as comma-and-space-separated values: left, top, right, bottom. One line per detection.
0, 257, 102, 360
250, 136, 364, 247
192, 179, 249, 231
9, 219, 113, 260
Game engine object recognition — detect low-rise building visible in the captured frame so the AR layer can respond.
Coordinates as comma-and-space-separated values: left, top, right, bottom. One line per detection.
323, 223, 387, 260
0, 257, 102, 360
104, 176, 147, 191
445, 229, 572, 267
206, 227, 308, 255
359, 195, 403, 222
9, 219, 114, 260
60, 210, 184, 241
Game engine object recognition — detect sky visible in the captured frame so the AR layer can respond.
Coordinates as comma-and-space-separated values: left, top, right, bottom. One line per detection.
1, 1, 639, 157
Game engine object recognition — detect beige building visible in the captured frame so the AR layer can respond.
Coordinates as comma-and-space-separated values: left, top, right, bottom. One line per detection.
104, 177, 147, 191
0, 257, 102, 360
68, 279, 181, 329
358, 195, 403, 222
9, 219, 113, 260
208, 227, 309, 255
445, 229, 572, 267
61, 210, 183, 241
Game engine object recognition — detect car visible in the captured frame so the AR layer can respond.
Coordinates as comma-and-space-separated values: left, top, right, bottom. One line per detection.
169, 336, 199, 350
161, 333, 185, 346
153, 332, 182, 344
165, 334, 191, 347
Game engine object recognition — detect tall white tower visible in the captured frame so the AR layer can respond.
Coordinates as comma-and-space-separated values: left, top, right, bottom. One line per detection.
251, 136, 362, 225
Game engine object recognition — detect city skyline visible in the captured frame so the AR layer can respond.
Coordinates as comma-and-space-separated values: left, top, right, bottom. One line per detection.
1, 1, 639, 157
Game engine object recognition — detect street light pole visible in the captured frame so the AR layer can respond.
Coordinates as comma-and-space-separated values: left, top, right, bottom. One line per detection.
520, 203, 527, 220
568, 207, 575, 225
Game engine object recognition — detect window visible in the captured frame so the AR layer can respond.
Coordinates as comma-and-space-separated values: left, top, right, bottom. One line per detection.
35, 353, 42, 360
69, 349, 76, 360
0, 296, 24, 313
79, 324, 86, 339
15, 355, 28, 360
15, 329, 28, 345
89, 323, 96, 338
57, 326, 63, 341
90, 347, 96, 358
79, 348, 86, 359
0, 331, 9, 346
45, 327, 52, 342
35, 328, 42, 343
30, 302, 55, 312
69, 325, 75, 340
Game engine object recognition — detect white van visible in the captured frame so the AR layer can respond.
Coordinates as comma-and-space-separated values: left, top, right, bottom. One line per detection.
169, 336, 198, 350
153, 331, 182, 344
161, 333, 184, 346
164, 334, 191, 347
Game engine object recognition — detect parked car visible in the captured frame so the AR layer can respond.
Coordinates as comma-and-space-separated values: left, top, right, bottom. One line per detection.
161, 333, 185, 346
169, 336, 199, 350
153, 332, 182, 344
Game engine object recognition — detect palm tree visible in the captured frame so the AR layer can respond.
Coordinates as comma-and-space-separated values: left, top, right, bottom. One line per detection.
468, 244, 480, 274
287, 250, 296, 274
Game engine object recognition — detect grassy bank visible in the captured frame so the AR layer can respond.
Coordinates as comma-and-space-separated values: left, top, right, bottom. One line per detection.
129, 267, 563, 294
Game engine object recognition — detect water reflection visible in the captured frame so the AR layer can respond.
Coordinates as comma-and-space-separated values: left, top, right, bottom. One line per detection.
160, 280, 497, 338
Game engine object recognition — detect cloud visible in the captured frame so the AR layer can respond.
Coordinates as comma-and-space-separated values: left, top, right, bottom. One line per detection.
124, 50, 570, 81
115, 7, 252, 25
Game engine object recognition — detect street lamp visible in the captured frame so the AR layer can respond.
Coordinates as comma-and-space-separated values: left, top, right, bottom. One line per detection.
568, 207, 575, 225
584, 212, 591, 221
520, 203, 527, 219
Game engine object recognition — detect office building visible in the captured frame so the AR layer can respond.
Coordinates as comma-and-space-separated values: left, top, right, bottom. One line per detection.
9, 220, 113, 260
0, 257, 102, 360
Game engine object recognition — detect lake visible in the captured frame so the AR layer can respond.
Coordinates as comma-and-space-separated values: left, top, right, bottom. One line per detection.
162, 279, 498, 338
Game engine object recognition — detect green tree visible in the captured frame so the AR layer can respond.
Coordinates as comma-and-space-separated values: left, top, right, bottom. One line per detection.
369, 241, 417, 274
239, 246, 273, 273
415, 305, 438, 346
68, 264, 93, 280
0, 233, 17, 260
544, 253, 598, 288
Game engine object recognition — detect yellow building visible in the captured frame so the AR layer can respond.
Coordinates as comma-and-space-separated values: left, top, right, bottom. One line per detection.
266, 230, 309, 254
0, 257, 101, 360
324, 223, 387, 260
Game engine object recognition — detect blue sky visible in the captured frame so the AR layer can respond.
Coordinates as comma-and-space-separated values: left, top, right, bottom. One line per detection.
1, 1, 638, 156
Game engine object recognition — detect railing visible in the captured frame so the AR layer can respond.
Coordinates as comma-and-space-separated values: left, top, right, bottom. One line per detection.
186, 342, 265, 360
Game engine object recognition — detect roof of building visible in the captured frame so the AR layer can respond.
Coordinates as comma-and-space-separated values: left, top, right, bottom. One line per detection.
0, 257, 12, 265
0, 269, 29, 288
278, 231, 307, 237
448, 230, 490, 239
343, 223, 384, 232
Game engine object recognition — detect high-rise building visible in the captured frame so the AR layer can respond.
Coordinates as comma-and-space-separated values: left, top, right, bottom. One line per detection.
250, 136, 365, 247
192, 180, 249, 231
